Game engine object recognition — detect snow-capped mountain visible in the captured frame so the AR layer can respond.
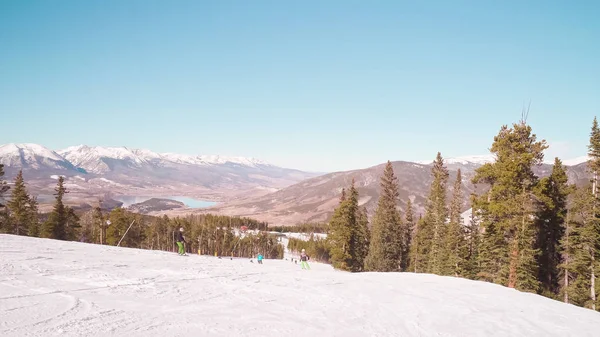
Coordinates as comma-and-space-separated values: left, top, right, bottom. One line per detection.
0, 143, 76, 171
58, 145, 272, 174
0, 143, 320, 203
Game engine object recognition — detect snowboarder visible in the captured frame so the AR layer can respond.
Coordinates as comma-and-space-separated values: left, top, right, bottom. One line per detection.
300, 249, 310, 270
176, 227, 187, 255
257, 253, 264, 264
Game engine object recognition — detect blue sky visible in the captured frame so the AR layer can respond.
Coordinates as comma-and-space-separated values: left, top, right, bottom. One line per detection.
1, 0, 599, 172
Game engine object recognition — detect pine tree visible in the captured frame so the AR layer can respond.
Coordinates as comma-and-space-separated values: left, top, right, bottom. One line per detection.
409, 215, 426, 272
352, 200, 370, 271
586, 116, 600, 310
401, 199, 414, 271
41, 176, 69, 240
423, 152, 450, 274
0, 164, 10, 233
444, 169, 467, 276
27, 196, 40, 237
365, 161, 403, 272
472, 121, 547, 292
464, 205, 481, 279
563, 185, 600, 309
327, 179, 367, 272
7, 170, 32, 236
536, 158, 572, 297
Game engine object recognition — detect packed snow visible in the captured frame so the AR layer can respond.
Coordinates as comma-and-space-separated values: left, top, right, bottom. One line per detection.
2, 235, 599, 337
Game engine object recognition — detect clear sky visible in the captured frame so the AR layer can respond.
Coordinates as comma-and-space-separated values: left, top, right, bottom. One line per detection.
1, 0, 599, 172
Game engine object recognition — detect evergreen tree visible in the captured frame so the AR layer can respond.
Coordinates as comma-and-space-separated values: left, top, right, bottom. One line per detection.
409, 215, 426, 272
472, 121, 547, 292
401, 199, 414, 271
327, 179, 367, 272
563, 185, 600, 309
27, 196, 40, 237
422, 152, 450, 274
7, 170, 31, 236
535, 158, 572, 297
365, 161, 403, 272
0, 164, 10, 232
444, 169, 467, 276
464, 205, 481, 279
41, 176, 69, 240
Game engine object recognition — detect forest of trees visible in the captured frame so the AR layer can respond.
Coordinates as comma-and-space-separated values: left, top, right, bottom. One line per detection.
321, 116, 600, 312
2, 117, 600, 312
0, 174, 282, 259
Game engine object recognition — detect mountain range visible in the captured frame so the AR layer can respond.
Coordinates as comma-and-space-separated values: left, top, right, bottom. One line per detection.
0, 143, 591, 225
0, 143, 321, 210
209, 155, 591, 225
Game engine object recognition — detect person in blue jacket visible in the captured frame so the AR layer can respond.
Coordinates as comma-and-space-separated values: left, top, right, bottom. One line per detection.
257, 253, 264, 264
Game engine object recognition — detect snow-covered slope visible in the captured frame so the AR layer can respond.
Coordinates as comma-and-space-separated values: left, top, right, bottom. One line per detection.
1, 235, 599, 337
0, 143, 75, 170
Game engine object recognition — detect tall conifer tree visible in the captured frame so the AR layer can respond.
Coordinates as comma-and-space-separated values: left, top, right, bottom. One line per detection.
327, 179, 367, 271
365, 161, 403, 272
0, 164, 10, 232
41, 176, 69, 240
472, 121, 547, 292
444, 169, 467, 276
401, 199, 415, 271
423, 152, 450, 274
535, 158, 572, 297
7, 170, 35, 236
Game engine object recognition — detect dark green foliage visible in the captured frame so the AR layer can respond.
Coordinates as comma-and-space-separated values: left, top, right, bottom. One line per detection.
412, 153, 449, 274
463, 205, 481, 279
472, 122, 547, 292
561, 185, 600, 309
270, 222, 328, 234
7, 170, 32, 236
400, 199, 414, 271
535, 158, 572, 297
41, 176, 75, 240
27, 196, 40, 237
327, 179, 369, 271
444, 169, 468, 276
288, 235, 331, 263
0, 164, 10, 232
365, 161, 403, 272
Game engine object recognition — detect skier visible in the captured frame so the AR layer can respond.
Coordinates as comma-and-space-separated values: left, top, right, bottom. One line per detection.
300, 249, 310, 270
257, 253, 264, 264
176, 227, 187, 255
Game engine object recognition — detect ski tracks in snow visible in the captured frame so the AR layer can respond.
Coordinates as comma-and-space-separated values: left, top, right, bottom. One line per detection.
2, 235, 600, 336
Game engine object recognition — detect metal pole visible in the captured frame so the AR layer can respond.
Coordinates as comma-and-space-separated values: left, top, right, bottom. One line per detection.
117, 220, 135, 247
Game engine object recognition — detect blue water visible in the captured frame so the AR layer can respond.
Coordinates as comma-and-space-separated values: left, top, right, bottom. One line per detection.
113, 195, 217, 208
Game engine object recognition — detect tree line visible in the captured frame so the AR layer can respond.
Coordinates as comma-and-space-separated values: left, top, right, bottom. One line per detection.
323, 116, 600, 312
0, 173, 282, 259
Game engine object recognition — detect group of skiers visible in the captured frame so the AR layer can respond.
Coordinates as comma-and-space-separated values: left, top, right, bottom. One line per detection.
175, 227, 311, 269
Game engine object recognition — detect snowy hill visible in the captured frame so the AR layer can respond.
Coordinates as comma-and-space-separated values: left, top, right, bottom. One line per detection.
1, 235, 599, 337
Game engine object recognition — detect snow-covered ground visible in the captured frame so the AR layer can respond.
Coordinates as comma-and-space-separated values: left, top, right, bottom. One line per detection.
1, 235, 600, 337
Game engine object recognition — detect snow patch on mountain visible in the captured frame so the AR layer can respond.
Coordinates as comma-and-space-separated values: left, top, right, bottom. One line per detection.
419, 154, 496, 165
563, 156, 589, 166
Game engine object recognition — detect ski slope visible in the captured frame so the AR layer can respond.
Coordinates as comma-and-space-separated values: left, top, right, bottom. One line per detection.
1, 235, 600, 337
